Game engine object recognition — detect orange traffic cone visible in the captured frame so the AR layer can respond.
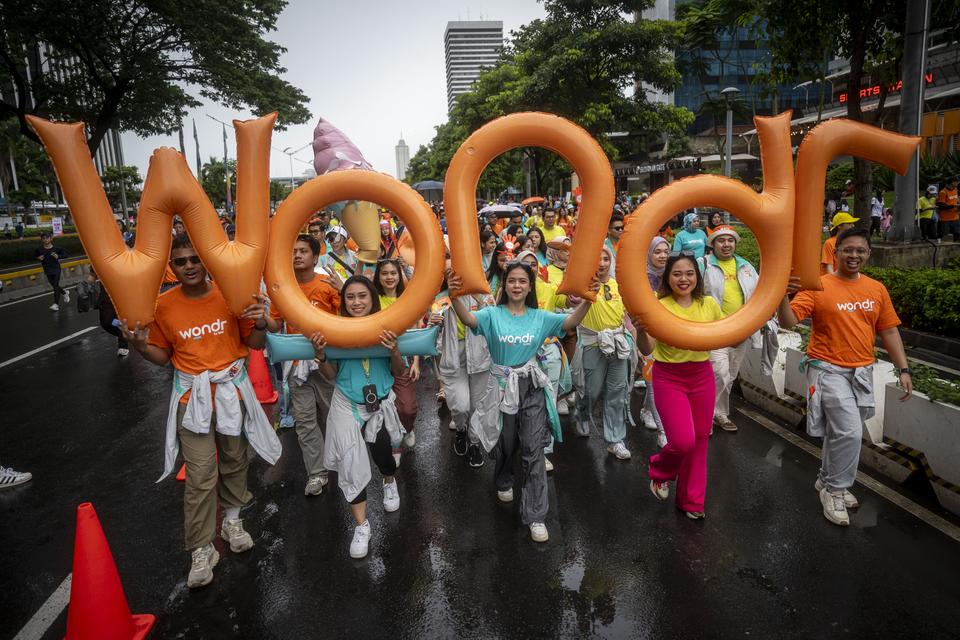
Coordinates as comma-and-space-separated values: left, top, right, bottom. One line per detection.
176, 464, 186, 481
65, 503, 155, 640
248, 348, 278, 404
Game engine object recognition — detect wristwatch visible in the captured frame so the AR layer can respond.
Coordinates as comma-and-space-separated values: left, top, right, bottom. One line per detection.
898, 367, 912, 376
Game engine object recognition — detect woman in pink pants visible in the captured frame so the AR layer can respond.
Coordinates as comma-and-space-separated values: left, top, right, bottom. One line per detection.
633, 251, 722, 519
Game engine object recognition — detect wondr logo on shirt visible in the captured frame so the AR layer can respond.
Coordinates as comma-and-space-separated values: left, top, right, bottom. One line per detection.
498, 333, 535, 346
836, 299, 877, 313
179, 318, 227, 340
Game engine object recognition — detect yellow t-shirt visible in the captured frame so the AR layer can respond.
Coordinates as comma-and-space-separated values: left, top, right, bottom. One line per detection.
546, 264, 565, 285
379, 295, 397, 310
652, 296, 723, 363
542, 225, 566, 242
581, 279, 625, 332
718, 258, 745, 316
535, 279, 559, 313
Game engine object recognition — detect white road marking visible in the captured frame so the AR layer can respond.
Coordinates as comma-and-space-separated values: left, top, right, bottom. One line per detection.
12, 574, 72, 640
0, 326, 98, 370
737, 404, 960, 544
0, 286, 75, 309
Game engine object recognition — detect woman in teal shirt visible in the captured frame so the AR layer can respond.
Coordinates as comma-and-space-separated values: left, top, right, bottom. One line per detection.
672, 212, 708, 259
310, 276, 406, 560
448, 262, 596, 544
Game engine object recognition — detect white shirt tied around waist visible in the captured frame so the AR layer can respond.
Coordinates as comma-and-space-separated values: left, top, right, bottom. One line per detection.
469, 357, 553, 453
160, 358, 282, 482
284, 357, 320, 385
803, 358, 875, 438
579, 325, 631, 359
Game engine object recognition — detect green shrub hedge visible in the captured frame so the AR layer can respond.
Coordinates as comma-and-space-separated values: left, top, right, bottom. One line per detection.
1, 225, 78, 238
0, 234, 86, 270
862, 266, 960, 335
733, 226, 960, 335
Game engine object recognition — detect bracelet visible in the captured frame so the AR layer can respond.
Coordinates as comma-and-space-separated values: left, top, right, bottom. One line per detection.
898, 367, 912, 376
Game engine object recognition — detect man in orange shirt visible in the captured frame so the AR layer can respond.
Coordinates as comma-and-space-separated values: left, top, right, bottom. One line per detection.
936, 175, 958, 242
778, 228, 912, 527
264, 234, 340, 497
122, 234, 281, 589
820, 212, 858, 275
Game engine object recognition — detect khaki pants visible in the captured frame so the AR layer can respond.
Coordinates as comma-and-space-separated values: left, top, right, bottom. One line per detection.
177, 403, 252, 550
289, 371, 333, 479
709, 340, 749, 421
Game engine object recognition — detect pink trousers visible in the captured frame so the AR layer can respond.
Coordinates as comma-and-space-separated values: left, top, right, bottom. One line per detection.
648, 360, 716, 512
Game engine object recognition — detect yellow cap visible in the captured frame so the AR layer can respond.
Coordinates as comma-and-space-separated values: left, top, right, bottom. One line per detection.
830, 212, 860, 230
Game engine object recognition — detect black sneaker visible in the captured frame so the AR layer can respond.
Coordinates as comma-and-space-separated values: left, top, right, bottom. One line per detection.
454, 430, 468, 456
467, 443, 485, 468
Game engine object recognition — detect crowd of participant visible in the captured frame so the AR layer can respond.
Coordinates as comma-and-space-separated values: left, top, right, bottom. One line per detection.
2, 193, 915, 590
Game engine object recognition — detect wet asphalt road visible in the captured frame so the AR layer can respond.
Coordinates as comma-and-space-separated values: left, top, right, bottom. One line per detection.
2, 294, 960, 639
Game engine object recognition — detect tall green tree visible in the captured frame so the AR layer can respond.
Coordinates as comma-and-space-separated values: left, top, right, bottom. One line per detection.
407, 0, 693, 195
200, 158, 236, 210
0, 0, 311, 155
100, 165, 142, 211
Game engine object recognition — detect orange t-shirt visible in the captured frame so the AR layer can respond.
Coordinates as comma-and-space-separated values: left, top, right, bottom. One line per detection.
790, 273, 900, 368
148, 283, 254, 375
820, 236, 838, 275
937, 187, 958, 222
269, 274, 340, 334
162, 264, 179, 285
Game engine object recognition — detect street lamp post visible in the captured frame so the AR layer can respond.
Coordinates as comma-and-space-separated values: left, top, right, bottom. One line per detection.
282, 143, 312, 192
720, 86, 740, 178
793, 80, 813, 113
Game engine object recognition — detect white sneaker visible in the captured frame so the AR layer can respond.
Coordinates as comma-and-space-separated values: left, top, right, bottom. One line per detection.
607, 442, 632, 460
187, 543, 219, 588
0, 466, 32, 489
641, 410, 658, 431
544, 457, 554, 473
557, 397, 569, 416
220, 518, 254, 552
392, 452, 402, 468
650, 479, 669, 501
62, 289, 70, 303
815, 479, 859, 509
819, 488, 850, 526
497, 487, 514, 503
304, 475, 325, 496
403, 430, 416, 448
350, 520, 371, 558
656, 432, 667, 449
383, 480, 400, 512
117, 347, 130, 357
529, 522, 549, 543
49, 303, 59, 311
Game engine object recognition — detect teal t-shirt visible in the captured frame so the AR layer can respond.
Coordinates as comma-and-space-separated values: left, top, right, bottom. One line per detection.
330, 356, 394, 404
472, 306, 566, 367
673, 229, 708, 259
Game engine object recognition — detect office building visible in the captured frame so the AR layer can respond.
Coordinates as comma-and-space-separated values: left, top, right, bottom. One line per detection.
395, 135, 410, 180
444, 21, 504, 113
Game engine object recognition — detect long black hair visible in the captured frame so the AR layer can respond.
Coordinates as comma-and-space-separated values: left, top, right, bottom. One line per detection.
485, 242, 509, 284
657, 254, 705, 301
339, 275, 381, 317
496, 262, 538, 309
373, 258, 406, 297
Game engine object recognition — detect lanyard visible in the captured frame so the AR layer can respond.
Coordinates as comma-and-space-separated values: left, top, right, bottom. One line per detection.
361, 358, 370, 380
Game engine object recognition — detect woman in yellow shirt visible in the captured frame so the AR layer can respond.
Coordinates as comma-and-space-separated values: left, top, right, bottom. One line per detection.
574, 245, 633, 460
634, 251, 722, 520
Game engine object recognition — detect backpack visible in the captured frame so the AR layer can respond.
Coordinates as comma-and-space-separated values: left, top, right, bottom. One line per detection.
76, 280, 100, 313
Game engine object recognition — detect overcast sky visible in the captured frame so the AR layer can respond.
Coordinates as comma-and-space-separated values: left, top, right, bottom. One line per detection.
122, 0, 547, 183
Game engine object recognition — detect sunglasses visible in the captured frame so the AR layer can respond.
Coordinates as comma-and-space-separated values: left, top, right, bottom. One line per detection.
669, 250, 695, 258
612, 226, 624, 231
170, 255, 202, 267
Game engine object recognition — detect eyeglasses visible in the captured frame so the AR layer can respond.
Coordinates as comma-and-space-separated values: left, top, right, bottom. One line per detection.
612, 226, 624, 231
170, 255, 202, 267
669, 250, 695, 258
838, 247, 870, 256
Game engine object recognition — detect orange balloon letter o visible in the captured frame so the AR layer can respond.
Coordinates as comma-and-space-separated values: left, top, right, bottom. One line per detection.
444, 112, 614, 299
265, 171, 444, 347
617, 112, 797, 352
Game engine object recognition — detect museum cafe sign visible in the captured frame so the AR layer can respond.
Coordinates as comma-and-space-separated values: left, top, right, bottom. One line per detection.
615, 157, 702, 177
